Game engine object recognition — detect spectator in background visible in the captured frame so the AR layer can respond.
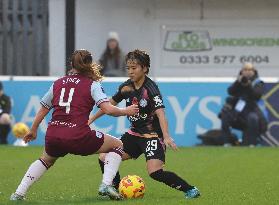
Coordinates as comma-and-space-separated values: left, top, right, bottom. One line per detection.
0, 82, 12, 144
219, 63, 267, 146
99, 31, 126, 77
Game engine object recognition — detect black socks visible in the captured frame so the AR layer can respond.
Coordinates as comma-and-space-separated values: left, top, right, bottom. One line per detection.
150, 169, 194, 192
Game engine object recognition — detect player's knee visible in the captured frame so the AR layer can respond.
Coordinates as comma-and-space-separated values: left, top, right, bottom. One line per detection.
40, 153, 57, 168
114, 138, 123, 148
149, 169, 164, 182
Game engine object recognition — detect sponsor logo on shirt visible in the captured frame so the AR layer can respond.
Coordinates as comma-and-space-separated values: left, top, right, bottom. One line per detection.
139, 99, 147, 107
128, 113, 148, 122
153, 95, 163, 107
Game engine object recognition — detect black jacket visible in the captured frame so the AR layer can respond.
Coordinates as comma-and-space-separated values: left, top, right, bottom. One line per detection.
227, 77, 264, 110
221, 74, 267, 133
0, 94, 11, 114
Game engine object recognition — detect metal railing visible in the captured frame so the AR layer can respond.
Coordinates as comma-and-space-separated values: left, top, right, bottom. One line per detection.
0, 0, 49, 76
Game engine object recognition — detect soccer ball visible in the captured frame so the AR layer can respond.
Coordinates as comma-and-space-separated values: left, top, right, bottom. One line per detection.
119, 175, 145, 199
12, 122, 29, 138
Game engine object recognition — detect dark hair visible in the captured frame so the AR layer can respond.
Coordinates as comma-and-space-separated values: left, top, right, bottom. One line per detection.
71, 49, 103, 81
100, 40, 121, 70
125, 49, 150, 74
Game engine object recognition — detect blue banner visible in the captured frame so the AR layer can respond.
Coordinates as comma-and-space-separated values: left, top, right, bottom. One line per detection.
4, 80, 279, 146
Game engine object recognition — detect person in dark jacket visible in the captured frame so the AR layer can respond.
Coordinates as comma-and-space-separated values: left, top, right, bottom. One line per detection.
0, 82, 12, 144
220, 63, 267, 146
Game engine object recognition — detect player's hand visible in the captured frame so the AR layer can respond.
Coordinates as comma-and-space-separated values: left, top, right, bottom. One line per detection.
23, 129, 37, 143
163, 134, 178, 151
125, 104, 139, 116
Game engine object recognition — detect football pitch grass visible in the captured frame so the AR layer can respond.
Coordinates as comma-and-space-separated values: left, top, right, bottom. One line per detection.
1, 146, 278, 205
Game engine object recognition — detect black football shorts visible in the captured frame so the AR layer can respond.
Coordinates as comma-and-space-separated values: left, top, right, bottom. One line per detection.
120, 132, 166, 162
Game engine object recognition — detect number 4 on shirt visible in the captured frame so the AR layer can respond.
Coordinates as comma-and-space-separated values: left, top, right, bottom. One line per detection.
59, 88, 75, 114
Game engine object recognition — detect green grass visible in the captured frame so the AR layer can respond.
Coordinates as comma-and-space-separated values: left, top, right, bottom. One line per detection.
0, 146, 279, 205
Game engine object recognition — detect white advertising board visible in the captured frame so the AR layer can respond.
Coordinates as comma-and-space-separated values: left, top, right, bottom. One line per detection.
161, 23, 279, 70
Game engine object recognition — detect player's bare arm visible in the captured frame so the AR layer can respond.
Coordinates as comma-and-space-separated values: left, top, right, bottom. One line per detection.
99, 101, 138, 117
88, 98, 118, 125
23, 106, 50, 143
155, 108, 178, 151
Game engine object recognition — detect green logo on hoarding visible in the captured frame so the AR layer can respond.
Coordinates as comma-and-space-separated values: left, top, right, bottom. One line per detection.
164, 30, 279, 52
212, 38, 279, 47
164, 31, 212, 52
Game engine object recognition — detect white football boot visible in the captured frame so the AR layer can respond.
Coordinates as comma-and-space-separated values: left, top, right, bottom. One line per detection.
10, 193, 25, 201
98, 183, 123, 200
